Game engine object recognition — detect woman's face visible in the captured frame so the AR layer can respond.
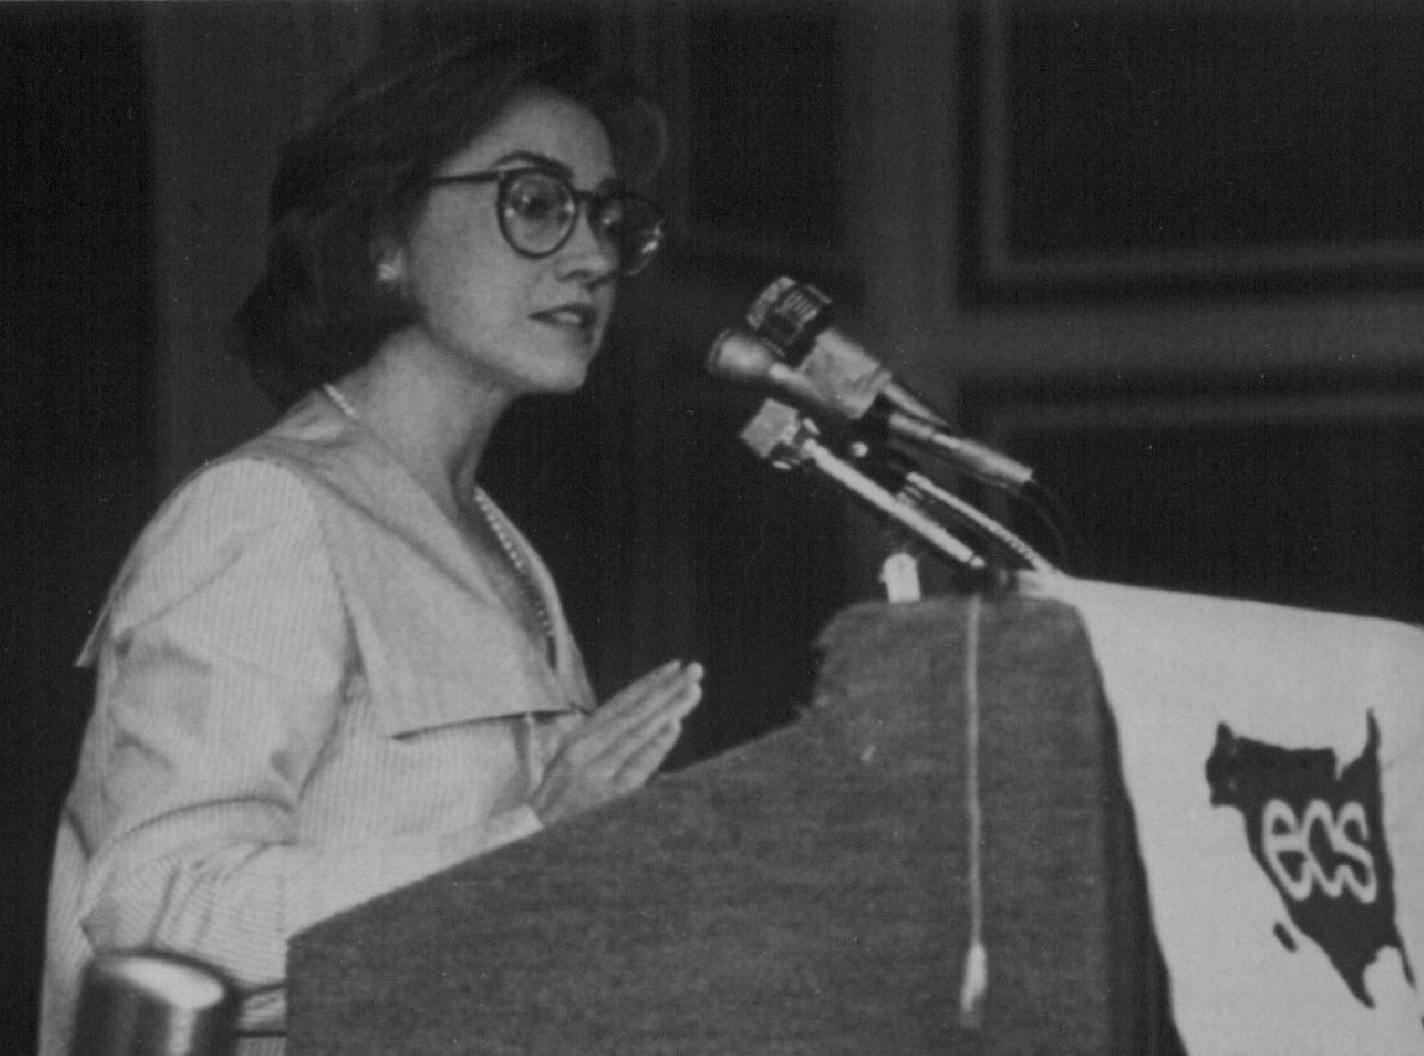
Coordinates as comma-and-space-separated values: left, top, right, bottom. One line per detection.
391, 89, 621, 397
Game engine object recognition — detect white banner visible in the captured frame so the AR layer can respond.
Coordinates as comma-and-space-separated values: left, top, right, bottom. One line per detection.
1034, 575, 1424, 1055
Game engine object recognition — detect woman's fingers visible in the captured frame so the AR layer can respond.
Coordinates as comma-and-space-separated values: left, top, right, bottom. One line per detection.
528, 660, 704, 825
572, 662, 702, 761
611, 718, 684, 790
600, 667, 701, 757
574, 683, 697, 788
599, 659, 688, 717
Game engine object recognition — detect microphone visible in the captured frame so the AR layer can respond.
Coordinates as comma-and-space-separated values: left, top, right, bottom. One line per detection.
738, 397, 997, 580
746, 277, 944, 424
735, 277, 1035, 491
706, 328, 826, 407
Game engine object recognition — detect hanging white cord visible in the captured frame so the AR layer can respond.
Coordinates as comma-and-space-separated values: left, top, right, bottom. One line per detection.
958, 592, 988, 1029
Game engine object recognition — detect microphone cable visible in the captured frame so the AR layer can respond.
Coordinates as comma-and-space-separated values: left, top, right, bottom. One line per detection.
1015, 476, 1083, 574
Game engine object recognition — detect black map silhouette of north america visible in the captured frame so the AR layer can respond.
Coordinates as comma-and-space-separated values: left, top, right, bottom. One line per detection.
1206, 712, 1414, 1008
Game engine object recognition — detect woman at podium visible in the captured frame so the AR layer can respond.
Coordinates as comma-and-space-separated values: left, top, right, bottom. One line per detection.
39, 36, 702, 1056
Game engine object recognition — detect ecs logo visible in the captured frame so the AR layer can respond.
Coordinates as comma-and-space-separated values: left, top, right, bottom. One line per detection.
1207, 712, 1414, 1007
1260, 797, 1377, 904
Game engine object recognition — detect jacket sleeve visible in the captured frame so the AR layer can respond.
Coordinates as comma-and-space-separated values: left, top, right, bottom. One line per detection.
73, 459, 541, 1027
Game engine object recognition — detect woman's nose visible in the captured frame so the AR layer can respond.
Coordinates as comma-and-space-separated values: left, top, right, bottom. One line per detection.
556, 204, 619, 282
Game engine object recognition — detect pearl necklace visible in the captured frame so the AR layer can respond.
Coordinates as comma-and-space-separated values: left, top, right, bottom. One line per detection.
468, 487, 557, 659
322, 383, 557, 662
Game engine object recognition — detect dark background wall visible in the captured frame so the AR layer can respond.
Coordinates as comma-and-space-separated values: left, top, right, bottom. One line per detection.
8, 1, 1424, 1051
4, 4, 155, 1045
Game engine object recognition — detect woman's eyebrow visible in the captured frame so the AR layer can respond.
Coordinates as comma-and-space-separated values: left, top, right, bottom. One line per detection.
490, 150, 620, 190
490, 150, 572, 176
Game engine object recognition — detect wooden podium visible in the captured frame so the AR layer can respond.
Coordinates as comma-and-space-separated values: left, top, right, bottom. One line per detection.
288, 593, 1151, 1054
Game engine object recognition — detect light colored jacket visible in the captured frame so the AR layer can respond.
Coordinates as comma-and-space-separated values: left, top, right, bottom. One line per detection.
40, 391, 595, 1056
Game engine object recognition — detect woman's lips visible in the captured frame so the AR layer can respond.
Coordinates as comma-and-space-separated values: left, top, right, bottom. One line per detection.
531, 303, 596, 330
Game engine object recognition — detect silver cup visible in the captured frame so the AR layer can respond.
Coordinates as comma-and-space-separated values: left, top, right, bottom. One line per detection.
70, 951, 237, 1056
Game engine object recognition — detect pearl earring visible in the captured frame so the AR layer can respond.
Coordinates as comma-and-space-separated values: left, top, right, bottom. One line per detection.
376, 259, 401, 286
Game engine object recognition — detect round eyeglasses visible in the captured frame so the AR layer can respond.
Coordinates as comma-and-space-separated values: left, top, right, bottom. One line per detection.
426, 166, 666, 277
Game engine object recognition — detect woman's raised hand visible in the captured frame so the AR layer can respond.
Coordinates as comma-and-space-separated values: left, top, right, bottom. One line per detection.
528, 660, 704, 826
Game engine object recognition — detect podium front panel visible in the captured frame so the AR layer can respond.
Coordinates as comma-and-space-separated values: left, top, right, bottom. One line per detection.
289, 594, 1119, 1054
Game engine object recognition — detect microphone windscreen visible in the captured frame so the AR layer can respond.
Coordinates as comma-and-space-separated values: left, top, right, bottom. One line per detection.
705, 328, 782, 384
745, 277, 832, 361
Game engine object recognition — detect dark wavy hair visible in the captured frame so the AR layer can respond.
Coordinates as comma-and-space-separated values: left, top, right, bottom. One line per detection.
226, 37, 668, 409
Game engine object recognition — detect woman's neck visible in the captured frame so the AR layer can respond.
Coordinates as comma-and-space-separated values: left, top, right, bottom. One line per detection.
330, 339, 513, 519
